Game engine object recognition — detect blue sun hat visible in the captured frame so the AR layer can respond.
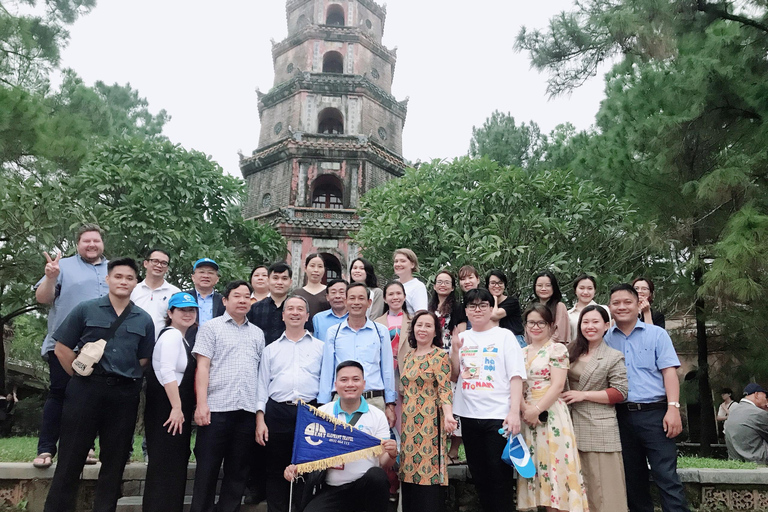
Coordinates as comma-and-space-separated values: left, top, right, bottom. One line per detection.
167, 292, 200, 310
499, 429, 536, 478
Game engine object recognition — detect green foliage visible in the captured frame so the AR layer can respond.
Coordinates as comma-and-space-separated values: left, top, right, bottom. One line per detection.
0, 0, 96, 90
356, 157, 657, 300
468, 111, 545, 169
676, 456, 757, 470
65, 136, 286, 288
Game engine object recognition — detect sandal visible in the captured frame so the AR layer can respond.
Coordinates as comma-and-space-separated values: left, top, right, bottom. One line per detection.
447, 455, 462, 465
33, 453, 53, 469
85, 449, 98, 465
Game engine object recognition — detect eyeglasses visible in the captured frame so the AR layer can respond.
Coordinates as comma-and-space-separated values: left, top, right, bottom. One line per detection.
435, 280, 452, 286
147, 258, 169, 268
466, 303, 491, 311
526, 321, 549, 328
488, 281, 504, 287
634, 286, 650, 292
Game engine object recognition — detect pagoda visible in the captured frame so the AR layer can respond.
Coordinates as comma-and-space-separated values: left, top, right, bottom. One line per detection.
240, 0, 408, 284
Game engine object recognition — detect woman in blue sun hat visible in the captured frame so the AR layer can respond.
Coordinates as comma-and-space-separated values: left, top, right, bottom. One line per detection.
143, 292, 200, 512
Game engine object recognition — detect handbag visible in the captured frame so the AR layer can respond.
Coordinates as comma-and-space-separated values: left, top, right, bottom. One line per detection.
72, 302, 133, 376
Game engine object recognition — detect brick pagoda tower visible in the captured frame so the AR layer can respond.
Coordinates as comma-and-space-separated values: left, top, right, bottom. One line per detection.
240, 0, 408, 285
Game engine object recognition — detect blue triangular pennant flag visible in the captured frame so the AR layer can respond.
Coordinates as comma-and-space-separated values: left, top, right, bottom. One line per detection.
291, 401, 383, 475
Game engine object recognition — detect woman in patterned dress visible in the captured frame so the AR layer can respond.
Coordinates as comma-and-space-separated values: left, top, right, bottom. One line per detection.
518, 303, 589, 512
399, 310, 457, 512
428, 269, 467, 464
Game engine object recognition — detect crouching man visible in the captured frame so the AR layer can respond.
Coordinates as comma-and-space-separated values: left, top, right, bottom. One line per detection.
283, 360, 397, 512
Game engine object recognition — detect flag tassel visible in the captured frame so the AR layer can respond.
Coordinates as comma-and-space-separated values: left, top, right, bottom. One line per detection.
295, 445, 383, 475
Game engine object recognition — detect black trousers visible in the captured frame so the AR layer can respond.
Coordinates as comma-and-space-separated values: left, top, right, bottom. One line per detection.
617, 406, 690, 512
304, 467, 389, 512
43, 375, 141, 512
401, 482, 446, 512
460, 417, 517, 512
264, 399, 316, 512
142, 388, 194, 512
37, 351, 71, 457
190, 410, 257, 512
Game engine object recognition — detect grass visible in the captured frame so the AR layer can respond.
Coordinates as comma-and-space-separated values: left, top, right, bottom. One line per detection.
677, 456, 758, 470
0, 437, 761, 470
0, 435, 196, 463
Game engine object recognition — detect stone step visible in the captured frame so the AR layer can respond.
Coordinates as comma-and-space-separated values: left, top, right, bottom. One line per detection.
116, 496, 267, 512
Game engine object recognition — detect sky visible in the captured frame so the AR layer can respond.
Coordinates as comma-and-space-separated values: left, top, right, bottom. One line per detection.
59, 0, 607, 177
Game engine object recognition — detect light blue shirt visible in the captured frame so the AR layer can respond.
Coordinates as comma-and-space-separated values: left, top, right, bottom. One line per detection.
604, 319, 680, 403
35, 254, 109, 355
256, 331, 324, 411
333, 396, 370, 422
197, 290, 214, 325
313, 309, 348, 342
317, 318, 396, 404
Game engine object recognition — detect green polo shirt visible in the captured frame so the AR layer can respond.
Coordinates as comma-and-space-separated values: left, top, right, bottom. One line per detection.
54, 295, 155, 379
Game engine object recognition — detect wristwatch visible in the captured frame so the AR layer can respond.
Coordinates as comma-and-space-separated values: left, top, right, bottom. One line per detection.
668, 401, 681, 408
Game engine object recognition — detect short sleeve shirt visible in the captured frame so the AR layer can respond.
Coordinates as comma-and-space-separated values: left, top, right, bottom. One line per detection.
36, 255, 109, 355
604, 319, 680, 403
53, 296, 154, 379
453, 326, 527, 419
130, 280, 181, 339
320, 399, 390, 487
192, 312, 265, 413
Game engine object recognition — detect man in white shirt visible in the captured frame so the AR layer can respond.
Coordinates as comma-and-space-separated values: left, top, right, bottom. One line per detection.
256, 295, 324, 512
284, 360, 397, 512
130, 248, 181, 339
450, 287, 526, 512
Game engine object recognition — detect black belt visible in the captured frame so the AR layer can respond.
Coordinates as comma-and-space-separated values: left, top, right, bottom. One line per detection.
362, 390, 384, 399
85, 372, 139, 386
619, 401, 668, 412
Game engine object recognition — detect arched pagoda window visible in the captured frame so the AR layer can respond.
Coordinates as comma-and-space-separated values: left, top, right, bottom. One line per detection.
326, 5, 345, 26
318, 108, 344, 135
322, 51, 344, 74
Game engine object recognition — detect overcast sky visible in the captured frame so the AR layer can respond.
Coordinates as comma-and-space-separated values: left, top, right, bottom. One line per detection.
59, 0, 606, 177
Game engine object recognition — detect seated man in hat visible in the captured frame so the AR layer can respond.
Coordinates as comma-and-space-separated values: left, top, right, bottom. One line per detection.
725, 383, 768, 465
283, 360, 398, 512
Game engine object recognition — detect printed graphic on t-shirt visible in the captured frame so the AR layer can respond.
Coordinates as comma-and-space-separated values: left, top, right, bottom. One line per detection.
460, 343, 497, 389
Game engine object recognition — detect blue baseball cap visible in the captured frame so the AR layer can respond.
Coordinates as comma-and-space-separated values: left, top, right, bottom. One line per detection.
193, 258, 219, 271
743, 383, 767, 396
167, 292, 200, 310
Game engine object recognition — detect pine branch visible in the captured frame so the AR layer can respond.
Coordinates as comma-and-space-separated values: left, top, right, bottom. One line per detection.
697, 0, 768, 34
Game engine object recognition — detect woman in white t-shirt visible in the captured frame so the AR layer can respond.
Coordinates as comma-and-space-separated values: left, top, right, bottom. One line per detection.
393, 248, 428, 313
144, 292, 199, 512
450, 288, 526, 512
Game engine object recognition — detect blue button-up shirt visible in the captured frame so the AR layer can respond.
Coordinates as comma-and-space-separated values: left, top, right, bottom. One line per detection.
317, 319, 396, 404
313, 309, 349, 342
604, 319, 680, 403
36, 255, 109, 356
196, 291, 214, 325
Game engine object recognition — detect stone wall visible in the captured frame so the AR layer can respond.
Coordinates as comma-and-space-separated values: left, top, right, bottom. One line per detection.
2, 463, 766, 512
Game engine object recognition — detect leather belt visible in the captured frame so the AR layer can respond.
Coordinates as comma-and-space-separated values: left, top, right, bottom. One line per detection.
362, 390, 385, 399
619, 401, 668, 412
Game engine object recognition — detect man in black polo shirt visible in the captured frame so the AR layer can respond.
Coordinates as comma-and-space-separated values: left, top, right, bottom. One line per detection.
43, 258, 154, 512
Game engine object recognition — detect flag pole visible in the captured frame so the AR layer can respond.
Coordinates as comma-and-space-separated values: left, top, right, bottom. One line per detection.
289, 478, 294, 512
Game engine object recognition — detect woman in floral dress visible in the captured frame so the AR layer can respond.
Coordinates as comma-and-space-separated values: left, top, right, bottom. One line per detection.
400, 310, 457, 512
518, 303, 589, 512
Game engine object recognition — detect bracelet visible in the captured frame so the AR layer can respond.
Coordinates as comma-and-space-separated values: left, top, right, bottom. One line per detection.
534, 404, 541, 412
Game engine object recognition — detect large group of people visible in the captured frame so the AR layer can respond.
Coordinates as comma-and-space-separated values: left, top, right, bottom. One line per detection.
30, 222, 766, 512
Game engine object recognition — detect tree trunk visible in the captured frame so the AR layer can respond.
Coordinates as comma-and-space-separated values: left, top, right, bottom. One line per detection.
0, 317, 5, 396
694, 266, 717, 456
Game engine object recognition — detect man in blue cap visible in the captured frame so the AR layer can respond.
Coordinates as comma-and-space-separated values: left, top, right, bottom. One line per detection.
184, 258, 225, 346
